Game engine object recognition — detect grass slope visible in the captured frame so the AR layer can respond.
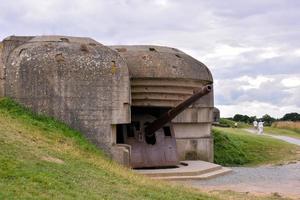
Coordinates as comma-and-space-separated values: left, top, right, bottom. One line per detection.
265, 127, 300, 139
0, 98, 216, 200
218, 118, 250, 128
213, 127, 300, 166
0, 98, 297, 200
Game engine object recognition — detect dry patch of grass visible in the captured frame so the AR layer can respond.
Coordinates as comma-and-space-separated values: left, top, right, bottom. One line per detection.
41, 156, 65, 164
272, 121, 300, 130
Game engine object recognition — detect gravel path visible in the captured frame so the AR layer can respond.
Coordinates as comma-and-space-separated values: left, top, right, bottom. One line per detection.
244, 128, 300, 146
268, 135, 300, 146
184, 162, 300, 198
178, 128, 300, 198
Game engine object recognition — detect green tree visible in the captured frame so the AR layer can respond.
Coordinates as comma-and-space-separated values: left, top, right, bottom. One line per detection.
261, 114, 275, 126
233, 114, 244, 122
233, 114, 250, 123
281, 112, 300, 121
249, 116, 257, 123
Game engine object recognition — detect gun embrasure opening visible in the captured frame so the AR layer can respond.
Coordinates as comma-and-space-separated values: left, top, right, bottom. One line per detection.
206, 85, 212, 91
144, 84, 212, 145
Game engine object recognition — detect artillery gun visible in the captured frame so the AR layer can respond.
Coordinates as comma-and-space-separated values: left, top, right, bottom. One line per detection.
118, 84, 212, 168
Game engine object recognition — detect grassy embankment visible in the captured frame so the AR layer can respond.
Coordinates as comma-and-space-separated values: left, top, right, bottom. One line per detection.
0, 98, 295, 200
0, 98, 218, 200
264, 121, 300, 139
213, 127, 300, 166
264, 127, 300, 139
219, 118, 300, 139
217, 118, 250, 128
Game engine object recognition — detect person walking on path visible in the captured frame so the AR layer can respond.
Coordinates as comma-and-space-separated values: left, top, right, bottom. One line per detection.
234, 122, 238, 128
253, 120, 258, 130
258, 121, 264, 134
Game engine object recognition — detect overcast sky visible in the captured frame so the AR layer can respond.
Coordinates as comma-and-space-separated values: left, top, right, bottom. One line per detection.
1, 0, 299, 118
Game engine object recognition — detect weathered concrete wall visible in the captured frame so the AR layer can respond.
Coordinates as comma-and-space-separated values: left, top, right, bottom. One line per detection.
172, 90, 214, 162
4, 36, 131, 154
213, 107, 220, 123
173, 123, 211, 138
173, 107, 214, 123
2, 36, 34, 60
0, 42, 4, 97
176, 137, 213, 162
111, 45, 213, 81
0, 36, 35, 98
111, 45, 213, 108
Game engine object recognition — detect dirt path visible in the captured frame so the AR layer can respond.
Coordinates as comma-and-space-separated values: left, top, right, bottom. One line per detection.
179, 129, 300, 198
244, 128, 300, 146
183, 162, 300, 199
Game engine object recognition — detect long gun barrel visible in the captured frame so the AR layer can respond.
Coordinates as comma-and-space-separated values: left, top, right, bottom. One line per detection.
144, 84, 212, 136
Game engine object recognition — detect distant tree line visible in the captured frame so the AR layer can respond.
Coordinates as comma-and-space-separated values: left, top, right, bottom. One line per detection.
281, 112, 300, 121
228, 112, 300, 126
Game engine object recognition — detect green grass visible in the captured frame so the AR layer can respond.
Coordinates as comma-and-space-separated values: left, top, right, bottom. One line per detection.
213, 127, 300, 166
264, 127, 300, 139
0, 98, 217, 200
0, 98, 296, 200
217, 118, 250, 128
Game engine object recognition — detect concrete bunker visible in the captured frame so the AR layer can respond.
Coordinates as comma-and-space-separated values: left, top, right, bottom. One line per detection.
111, 45, 214, 168
213, 107, 220, 123
0, 36, 131, 156
0, 36, 214, 169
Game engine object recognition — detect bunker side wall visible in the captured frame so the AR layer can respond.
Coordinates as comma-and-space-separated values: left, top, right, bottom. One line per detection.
0, 42, 4, 97
173, 123, 213, 162
4, 40, 131, 155
172, 93, 214, 162
0, 36, 34, 98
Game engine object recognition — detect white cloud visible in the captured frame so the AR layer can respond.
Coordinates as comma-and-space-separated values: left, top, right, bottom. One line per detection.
218, 101, 300, 118
154, 0, 169, 7
236, 75, 274, 90
259, 47, 281, 59
214, 74, 300, 117
1, 0, 299, 117
281, 87, 300, 107
294, 49, 300, 57
203, 44, 254, 61
281, 77, 300, 87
